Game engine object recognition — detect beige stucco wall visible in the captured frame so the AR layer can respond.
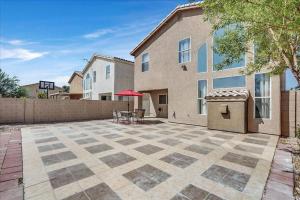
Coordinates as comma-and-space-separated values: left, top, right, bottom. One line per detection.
69, 74, 83, 94
133, 8, 282, 135
207, 100, 247, 133
114, 61, 134, 100
0, 98, 133, 124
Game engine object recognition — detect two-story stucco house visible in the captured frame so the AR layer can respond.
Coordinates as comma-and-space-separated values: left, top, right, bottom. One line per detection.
82, 54, 134, 101
131, 2, 286, 136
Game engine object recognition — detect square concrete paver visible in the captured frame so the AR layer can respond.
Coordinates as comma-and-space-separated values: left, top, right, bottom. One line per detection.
85, 144, 113, 154
41, 151, 77, 166
100, 152, 136, 168
160, 152, 197, 168
171, 184, 224, 200
116, 138, 140, 146
21, 119, 278, 200
201, 165, 250, 192
123, 164, 171, 191
134, 144, 164, 155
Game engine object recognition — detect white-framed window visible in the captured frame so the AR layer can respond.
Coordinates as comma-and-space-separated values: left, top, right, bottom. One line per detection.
84, 73, 91, 90
93, 71, 96, 82
158, 94, 167, 104
197, 80, 207, 114
255, 73, 271, 119
142, 53, 149, 72
179, 38, 191, 63
106, 65, 110, 79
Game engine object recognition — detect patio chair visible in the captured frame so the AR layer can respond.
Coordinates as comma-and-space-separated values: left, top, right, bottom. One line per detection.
113, 110, 119, 123
134, 109, 145, 123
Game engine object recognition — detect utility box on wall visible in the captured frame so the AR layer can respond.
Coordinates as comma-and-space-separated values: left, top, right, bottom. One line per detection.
205, 89, 249, 133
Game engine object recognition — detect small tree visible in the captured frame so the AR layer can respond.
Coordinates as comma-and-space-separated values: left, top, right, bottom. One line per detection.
62, 85, 70, 93
37, 92, 47, 99
0, 68, 27, 98
201, 0, 300, 85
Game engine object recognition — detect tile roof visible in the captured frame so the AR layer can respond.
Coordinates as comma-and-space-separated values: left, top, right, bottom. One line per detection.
205, 89, 249, 100
130, 1, 203, 56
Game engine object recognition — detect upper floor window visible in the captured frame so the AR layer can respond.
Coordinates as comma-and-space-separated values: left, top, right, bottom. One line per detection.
179, 38, 191, 63
197, 80, 207, 114
84, 73, 91, 90
197, 43, 207, 73
255, 73, 270, 119
213, 75, 245, 89
213, 26, 245, 70
142, 53, 149, 72
93, 71, 96, 82
106, 65, 110, 79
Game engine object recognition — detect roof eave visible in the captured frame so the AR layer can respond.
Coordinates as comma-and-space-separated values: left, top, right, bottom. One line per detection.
130, 2, 202, 56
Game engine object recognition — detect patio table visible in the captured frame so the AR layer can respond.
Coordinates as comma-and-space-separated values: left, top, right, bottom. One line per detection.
120, 111, 134, 122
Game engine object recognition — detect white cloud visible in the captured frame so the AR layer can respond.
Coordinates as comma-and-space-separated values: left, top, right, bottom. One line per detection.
0, 48, 48, 61
83, 28, 114, 39
8, 39, 26, 45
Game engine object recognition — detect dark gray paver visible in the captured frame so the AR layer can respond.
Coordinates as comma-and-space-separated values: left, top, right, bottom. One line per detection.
212, 134, 234, 140
243, 138, 268, 146
157, 131, 175, 135
160, 153, 197, 168
139, 134, 159, 139
222, 152, 259, 168
75, 138, 98, 145
67, 133, 88, 139
234, 144, 264, 154
41, 151, 77, 165
125, 130, 140, 135
62, 192, 89, 200
100, 152, 136, 168
189, 130, 206, 135
38, 143, 66, 152
116, 138, 140, 146
85, 183, 121, 200
201, 165, 250, 192
35, 137, 58, 144
123, 164, 171, 191
85, 144, 113, 154
184, 144, 214, 155
201, 138, 225, 146
159, 138, 182, 146
48, 163, 94, 189
171, 184, 224, 200
103, 134, 122, 139
93, 131, 108, 135
248, 134, 270, 140
134, 144, 164, 155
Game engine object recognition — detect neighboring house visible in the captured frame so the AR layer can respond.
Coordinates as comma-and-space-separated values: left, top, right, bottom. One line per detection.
130, 2, 285, 135
82, 54, 134, 100
22, 83, 63, 99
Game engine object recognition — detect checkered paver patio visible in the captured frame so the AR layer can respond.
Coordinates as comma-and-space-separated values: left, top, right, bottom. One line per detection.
21, 119, 278, 200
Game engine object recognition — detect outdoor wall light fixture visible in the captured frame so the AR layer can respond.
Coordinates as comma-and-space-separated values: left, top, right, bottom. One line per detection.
181, 65, 187, 71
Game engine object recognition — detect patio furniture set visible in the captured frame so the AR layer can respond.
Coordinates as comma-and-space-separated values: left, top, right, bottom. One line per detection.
113, 109, 145, 124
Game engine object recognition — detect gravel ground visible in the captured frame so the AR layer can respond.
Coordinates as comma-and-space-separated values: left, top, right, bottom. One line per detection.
290, 138, 300, 200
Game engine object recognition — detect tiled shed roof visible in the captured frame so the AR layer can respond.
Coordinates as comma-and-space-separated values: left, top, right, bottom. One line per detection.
205, 89, 249, 100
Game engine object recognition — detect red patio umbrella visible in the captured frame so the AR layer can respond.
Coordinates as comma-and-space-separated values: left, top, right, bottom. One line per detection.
115, 89, 143, 112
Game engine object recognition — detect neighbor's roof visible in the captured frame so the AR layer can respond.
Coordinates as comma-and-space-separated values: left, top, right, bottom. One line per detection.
68, 71, 83, 84
130, 1, 202, 56
205, 89, 249, 100
82, 54, 134, 74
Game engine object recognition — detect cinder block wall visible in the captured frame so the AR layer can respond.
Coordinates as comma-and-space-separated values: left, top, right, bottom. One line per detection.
0, 98, 133, 124
281, 91, 300, 137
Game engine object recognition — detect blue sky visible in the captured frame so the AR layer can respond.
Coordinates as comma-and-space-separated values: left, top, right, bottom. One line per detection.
0, 0, 298, 89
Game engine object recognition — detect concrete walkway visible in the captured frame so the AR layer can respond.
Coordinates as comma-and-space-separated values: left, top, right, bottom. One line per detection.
0, 128, 23, 200
21, 119, 279, 200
